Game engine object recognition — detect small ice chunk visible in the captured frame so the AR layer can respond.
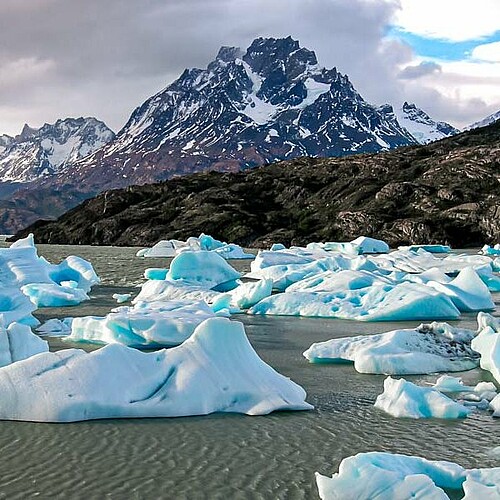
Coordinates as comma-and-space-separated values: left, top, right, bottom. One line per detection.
112, 293, 131, 304
375, 377, 470, 419
0, 322, 48, 367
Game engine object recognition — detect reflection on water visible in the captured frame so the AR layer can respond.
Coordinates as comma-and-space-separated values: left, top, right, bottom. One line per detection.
0, 244, 498, 499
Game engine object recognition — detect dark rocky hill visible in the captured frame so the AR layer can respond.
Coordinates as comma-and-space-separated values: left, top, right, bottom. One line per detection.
12, 120, 500, 248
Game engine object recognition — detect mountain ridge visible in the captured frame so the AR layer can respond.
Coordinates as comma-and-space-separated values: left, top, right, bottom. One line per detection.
12, 119, 500, 248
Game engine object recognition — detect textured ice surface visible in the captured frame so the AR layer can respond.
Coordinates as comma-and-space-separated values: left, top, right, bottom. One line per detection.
137, 234, 253, 259
303, 320, 478, 374
21, 283, 89, 307
316, 452, 500, 500
250, 282, 461, 321
0, 317, 312, 422
0, 234, 98, 323
167, 250, 241, 289
471, 313, 500, 385
375, 377, 470, 419
0, 322, 48, 368
67, 300, 220, 347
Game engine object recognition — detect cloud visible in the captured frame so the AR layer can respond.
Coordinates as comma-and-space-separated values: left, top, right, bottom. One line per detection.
393, 0, 500, 42
0, 0, 497, 135
399, 61, 442, 79
472, 40, 500, 62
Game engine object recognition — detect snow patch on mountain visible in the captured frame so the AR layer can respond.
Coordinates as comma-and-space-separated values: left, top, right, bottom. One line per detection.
465, 109, 500, 131
394, 102, 458, 144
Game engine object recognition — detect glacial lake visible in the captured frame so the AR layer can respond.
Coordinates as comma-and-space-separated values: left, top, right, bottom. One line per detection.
0, 243, 499, 499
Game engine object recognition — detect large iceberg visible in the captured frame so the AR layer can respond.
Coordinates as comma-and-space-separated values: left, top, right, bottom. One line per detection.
316, 452, 500, 500
66, 300, 221, 347
375, 377, 470, 419
0, 317, 312, 422
250, 283, 461, 321
0, 322, 48, 367
303, 320, 479, 374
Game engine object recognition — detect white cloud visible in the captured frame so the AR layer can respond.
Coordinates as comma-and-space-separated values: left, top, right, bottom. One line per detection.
394, 0, 500, 41
472, 40, 500, 62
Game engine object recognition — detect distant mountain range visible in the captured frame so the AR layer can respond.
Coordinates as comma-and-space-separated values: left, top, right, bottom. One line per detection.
13, 120, 500, 248
0, 36, 497, 234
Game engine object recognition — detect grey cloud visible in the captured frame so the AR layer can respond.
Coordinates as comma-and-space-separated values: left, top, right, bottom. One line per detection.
398, 61, 442, 79
0, 0, 493, 135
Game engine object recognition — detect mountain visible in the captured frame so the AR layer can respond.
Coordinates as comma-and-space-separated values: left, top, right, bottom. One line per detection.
465, 109, 500, 131
14, 119, 500, 248
0, 117, 114, 184
42, 36, 416, 196
393, 102, 458, 144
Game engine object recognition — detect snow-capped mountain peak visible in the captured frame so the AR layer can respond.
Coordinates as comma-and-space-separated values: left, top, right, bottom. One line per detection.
73, 36, 416, 192
0, 117, 114, 183
465, 109, 500, 131
394, 102, 458, 144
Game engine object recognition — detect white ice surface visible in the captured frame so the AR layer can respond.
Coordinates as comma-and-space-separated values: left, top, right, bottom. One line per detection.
375, 377, 470, 419
303, 319, 478, 374
0, 317, 313, 422
316, 452, 500, 500
0, 322, 48, 368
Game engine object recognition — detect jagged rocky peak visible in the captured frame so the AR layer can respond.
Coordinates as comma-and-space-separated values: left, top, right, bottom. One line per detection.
394, 102, 458, 144
216, 45, 244, 63
0, 116, 115, 184
243, 36, 318, 79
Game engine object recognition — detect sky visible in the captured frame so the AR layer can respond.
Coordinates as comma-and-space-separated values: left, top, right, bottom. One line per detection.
0, 0, 498, 135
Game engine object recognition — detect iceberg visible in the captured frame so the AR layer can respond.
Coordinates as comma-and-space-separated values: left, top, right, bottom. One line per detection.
303, 320, 478, 374
21, 283, 89, 307
316, 452, 500, 500
399, 244, 451, 253
0, 234, 99, 318
0, 317, 312, 422
374, 377, 470, 419
136, 234, 253, 260
431, 375, 497, 396
0, 322, 48, 367
67, 300, 220, 347
144, 268, 169, 280
350, 236, 389, 254
250, 282, 461, 322
471, 312, 500, 384
481, 244, 500, 256
112, 293, 132, 303
167, 250, 241, 289
425, 267, 495, 312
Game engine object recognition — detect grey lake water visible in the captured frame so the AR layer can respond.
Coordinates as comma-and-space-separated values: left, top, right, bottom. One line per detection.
0, 244, 499, 499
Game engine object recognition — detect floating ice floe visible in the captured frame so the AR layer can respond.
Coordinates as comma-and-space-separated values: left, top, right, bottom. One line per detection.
0, 234, 99, 325
112, 293, 131, 304
0, 317, 312, 422
66, 300, 223, 347
316, 452, 500, 500
0, 322, 48, 367
250, 282, 461, 321
431, 375, 497, 396
481, 244, 500, 256
399, 244, 451, 253
136, 233, 254, 260
471, 312, 500, 385
168, 250, 241, 290
375, 377, 470, 419
303, 319, 479, 374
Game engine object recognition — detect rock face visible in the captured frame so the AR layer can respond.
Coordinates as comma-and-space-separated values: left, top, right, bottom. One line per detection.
13, 120, 500, 248
393, 102, 458, 144
0, 37, 418, 234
